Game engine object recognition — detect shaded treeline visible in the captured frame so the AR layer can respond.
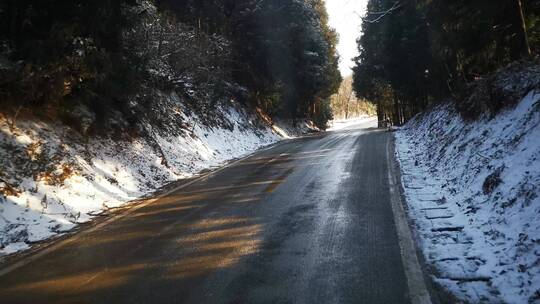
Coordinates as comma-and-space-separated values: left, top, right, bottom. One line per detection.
155, 0, 342, 126
0, 0, 341, 130
352, 0, 539, 125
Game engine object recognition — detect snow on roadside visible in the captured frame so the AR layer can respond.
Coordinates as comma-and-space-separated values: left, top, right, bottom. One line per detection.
270, 118, 321, 138
0, 97, 294, 256
327, 115, 376, 131
395, 91, 540, 303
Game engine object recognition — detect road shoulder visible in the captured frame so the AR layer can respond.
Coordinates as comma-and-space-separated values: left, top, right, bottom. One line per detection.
386, 133, 433, 304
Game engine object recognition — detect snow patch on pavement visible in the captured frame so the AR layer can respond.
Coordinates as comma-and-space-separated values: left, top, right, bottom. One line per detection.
395, 91, 540, 303
0, 98, 296, 256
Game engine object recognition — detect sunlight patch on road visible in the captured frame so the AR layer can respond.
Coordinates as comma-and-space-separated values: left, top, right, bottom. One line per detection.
169, 219, 263, 279
3, 263, 148, 296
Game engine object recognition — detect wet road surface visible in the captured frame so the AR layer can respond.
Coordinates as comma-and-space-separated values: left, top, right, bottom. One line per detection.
0, 119, 414, 303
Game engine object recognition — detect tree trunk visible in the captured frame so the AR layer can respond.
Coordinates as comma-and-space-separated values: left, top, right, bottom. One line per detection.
337, 88, 343, 118
393, 93, 400, 126
514, 0, 531, 58
376, 103, 384, 128
345, 88, 353, 119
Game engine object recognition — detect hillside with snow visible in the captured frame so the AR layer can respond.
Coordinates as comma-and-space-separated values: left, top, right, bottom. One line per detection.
0, 92, 315, 256
395, 91, 540, 303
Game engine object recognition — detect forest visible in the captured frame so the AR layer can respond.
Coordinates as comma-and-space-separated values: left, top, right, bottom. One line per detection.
353, 0, 540, 126
330, 75, 375, 120
0, 0, 341, 131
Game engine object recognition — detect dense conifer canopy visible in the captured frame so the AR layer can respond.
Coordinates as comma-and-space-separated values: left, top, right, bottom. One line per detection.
353, 0, 539, 124
0, 0, 341, 129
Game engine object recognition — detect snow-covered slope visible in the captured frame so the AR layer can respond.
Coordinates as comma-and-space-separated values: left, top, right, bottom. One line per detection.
395, 91, 540, 303
0, 94, 295, 256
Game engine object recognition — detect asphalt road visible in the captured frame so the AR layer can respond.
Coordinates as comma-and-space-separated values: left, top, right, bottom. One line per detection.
0, 119, 419, 304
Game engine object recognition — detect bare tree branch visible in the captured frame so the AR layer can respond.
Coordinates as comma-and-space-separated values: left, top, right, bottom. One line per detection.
363, 1, 401, 24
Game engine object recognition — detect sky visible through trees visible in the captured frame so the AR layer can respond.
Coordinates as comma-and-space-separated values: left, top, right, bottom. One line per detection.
325, 0, 367, 76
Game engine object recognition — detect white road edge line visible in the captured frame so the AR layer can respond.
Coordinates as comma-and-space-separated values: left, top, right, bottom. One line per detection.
0, 139, 288, 278
386, 134, 432, 304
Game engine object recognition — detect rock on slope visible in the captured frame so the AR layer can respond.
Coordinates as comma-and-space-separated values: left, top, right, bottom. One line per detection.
0, 93, 307, 256
396, 91, 540, 303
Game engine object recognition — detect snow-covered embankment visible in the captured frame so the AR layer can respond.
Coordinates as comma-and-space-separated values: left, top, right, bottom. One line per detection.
0, 97, 304, 256
395, 91, 540, 303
